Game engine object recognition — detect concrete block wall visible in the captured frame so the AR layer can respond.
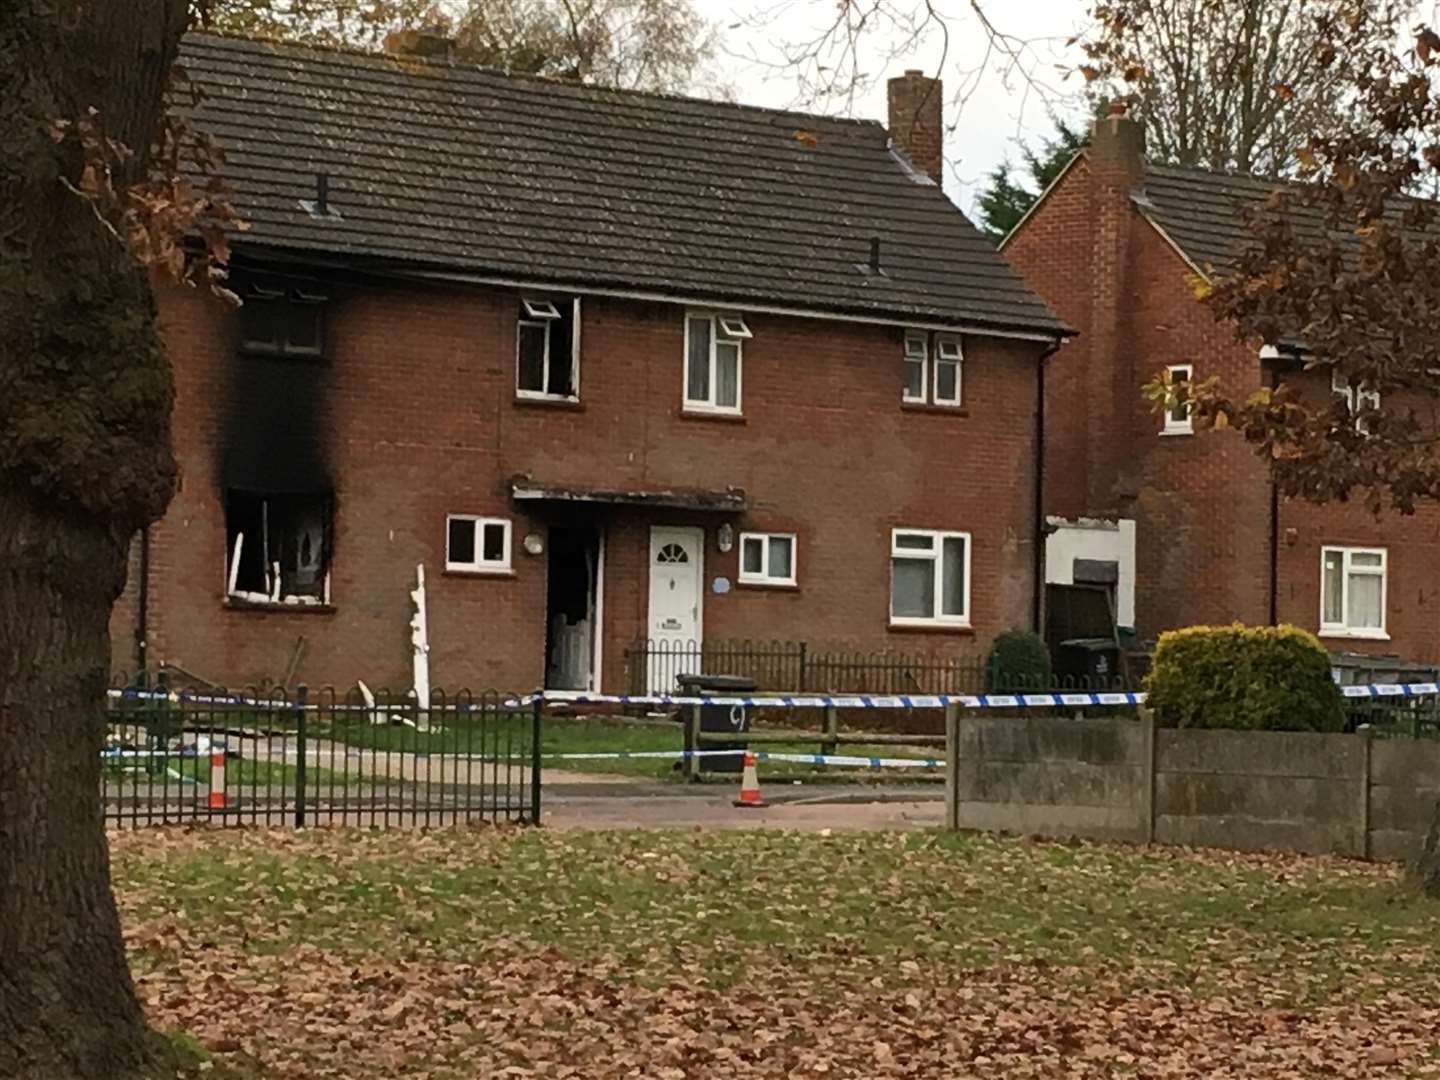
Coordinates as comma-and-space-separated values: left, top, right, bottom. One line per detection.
945, 711, 1440, 862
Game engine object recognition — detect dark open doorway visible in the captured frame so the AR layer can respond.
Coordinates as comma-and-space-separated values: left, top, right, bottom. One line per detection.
546, 526, 602, 690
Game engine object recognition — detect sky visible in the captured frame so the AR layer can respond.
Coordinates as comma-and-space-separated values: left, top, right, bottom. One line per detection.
705, 0, 1094, 217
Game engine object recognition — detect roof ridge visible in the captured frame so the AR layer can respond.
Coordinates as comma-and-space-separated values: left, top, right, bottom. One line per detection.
184, 30, 884, 133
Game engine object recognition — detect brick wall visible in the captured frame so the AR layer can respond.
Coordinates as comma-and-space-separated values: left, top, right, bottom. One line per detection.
1004, 128, 1440, 660
111, 278, 1046, 692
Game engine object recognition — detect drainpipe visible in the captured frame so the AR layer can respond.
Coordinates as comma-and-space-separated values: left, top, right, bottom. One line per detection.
1033, 338, 1063, 633
1267, 361, 1281, 626
135, 527, 151, 684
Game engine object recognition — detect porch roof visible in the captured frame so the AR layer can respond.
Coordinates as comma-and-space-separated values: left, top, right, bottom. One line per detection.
510, 481, 746, 513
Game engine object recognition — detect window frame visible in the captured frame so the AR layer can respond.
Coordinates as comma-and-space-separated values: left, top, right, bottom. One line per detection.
1332, 368, 1379, 433
888, 527, 972, 628
445, 514, 513, 575
737, 531, 797, 587
932, 335, 963, 406
515, 297, 580, 401
683, 310, 745, 415
902, 331, 963, 407
1161, 363, 1194, 434
238, 284, 326, 358
1319, 545, 1387, 639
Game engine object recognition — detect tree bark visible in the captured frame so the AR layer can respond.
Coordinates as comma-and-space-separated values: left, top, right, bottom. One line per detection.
1417, 800, 1440, 899
0, 2, 187, 1077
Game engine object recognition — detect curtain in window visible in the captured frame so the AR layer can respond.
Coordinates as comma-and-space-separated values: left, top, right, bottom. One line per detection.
687, 318, 711, 401
1321, 550, 1344, 625
1348, 554, 1384, 628
716, 340, 740, 408
769, 537, 793, 579
941, 536, 966, 616
891, 557, 933, 617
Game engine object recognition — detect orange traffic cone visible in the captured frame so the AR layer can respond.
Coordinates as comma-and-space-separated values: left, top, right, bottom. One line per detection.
733, 751, 768, 808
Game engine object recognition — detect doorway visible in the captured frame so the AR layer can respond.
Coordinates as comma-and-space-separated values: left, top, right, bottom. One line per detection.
647, 526, 704, 693
545, 526, 603, 691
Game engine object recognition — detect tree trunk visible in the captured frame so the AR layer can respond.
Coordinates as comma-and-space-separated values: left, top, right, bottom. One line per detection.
0, 2, 187, 1077
1416, 800, 1440, 899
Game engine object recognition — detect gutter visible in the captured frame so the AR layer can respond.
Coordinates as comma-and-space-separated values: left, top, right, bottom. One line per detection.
1033, 337, 1064, 633
135, 527, 151, 681
1266, 358, 1282, 626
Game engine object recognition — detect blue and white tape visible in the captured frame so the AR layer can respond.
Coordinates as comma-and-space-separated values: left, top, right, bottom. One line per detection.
540, 748, 943, 769
543, 690, 1147, 709
1340, 681, 1440, 699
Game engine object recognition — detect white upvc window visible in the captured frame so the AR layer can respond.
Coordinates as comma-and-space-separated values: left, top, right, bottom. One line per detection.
1162, 363, 1193, 434
903, 333, 928, 403
516, 296, 579, 400
933, 335, 963, 405
1320, 545, 1387, 638
889, 528, 971, 627
738, 532, 796, 586
446, 514, 512, 574
902, 331, 963, 406
1332, 368, 1379, 433
684, 311, 747, 413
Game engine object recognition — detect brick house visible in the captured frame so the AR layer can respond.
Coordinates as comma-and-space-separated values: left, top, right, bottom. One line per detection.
110, 34, 1068, 694
1005, 110, 1440, 665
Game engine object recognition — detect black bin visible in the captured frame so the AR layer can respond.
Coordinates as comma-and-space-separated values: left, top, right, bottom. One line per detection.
1054, 637, 1121, 686
676, 673, 755, 773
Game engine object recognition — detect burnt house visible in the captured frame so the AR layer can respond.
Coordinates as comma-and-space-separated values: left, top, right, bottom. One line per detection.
113, 34, 1069, 693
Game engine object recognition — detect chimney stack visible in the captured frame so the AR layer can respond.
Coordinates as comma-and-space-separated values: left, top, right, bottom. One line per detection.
383, 25, 456, 62
887, 69, 943, 184
1089, 103, 1145, 185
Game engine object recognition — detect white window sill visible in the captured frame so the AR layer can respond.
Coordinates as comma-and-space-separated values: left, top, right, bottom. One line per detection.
515, 391, 580, 404
1159, 427, 1193, 437
443, 565, 515, 577
889, 618, 972, 630
682, 403, 743, 417
1320, 628, 1390, 641
737, 577, 798, 589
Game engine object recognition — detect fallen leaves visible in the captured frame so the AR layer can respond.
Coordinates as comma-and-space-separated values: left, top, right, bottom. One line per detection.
109, 827, 1440, 1078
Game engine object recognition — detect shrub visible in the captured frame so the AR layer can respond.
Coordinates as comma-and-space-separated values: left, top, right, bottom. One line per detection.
1143, 623, 1344, 731
984, 629, 1053, 691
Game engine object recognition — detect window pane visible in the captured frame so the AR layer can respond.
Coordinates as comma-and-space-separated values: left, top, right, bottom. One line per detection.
687, 318, 711, 402
1169, 368, 1189, 423
481, 523, 506, 563
741, 537, 763, 575
935, 358, 959, 403
768, 536, 793, 579
1351, 551, 1383, 569
903, 357, 924, 399
547, 303, 575, 396
904, 336, 927, 359
716, 341, 740, 408
518, 323, 547, 392
894, 532, 933, 551
239, 299, 281, 353
448, 518, 476, 565
941, 536, 966, 617
891, 557, 934, 618
1322, 550, 1343, 624
1348, 569, 1383, 629
282, 301, 322, 354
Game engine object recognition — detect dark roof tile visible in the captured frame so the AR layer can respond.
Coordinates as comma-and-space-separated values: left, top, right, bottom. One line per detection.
180, 32, 1067, 335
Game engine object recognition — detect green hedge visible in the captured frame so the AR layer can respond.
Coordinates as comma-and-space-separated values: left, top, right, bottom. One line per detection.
1143, 623, 1344, 731
984, 629, 1053, 691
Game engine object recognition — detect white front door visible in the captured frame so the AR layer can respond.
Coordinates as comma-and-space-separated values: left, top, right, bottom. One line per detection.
647, 526, 704, 694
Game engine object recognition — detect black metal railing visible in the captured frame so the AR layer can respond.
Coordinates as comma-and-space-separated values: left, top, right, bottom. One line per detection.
103, 680, 539, 828
622, 638, 1139, 697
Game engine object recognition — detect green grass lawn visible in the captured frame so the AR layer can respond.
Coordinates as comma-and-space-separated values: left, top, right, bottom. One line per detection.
102, 752, 336, 790
113, 827, 1440, 1078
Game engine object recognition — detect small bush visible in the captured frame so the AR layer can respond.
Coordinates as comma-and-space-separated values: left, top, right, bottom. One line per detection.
985, 629, 1053, 691
1143, 623, 1344, 731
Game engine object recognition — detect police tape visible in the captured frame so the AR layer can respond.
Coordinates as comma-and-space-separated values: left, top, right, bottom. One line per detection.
538, 748, 943, 769
103, 682, 1439, 713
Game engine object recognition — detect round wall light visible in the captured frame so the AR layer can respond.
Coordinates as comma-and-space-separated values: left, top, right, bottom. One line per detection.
523, 533, 544, 556
717, 523, 734, 553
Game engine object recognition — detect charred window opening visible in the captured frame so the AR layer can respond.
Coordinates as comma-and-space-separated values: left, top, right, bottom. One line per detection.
225, 491, 333, 605
516, 296, 578, 399
239, 283, 326, 357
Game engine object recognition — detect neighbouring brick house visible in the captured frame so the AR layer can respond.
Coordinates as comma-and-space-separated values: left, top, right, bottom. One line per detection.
110, 34, 1068, 694
1005, 109, 1440, 666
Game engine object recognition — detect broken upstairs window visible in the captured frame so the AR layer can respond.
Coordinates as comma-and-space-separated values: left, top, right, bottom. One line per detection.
239, 283, 326, 356
225, 492, 333, 605
516, 296, 579, 399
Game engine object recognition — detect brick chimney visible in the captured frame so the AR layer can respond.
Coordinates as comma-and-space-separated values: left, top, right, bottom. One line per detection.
887, 69, 943, 183
1086, 104, 1146, 515
383, 26, 456, 62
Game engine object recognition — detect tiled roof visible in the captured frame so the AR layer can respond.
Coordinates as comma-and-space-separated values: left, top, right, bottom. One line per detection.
179, 32, 1068, 336
1138, 164, 1283, 276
